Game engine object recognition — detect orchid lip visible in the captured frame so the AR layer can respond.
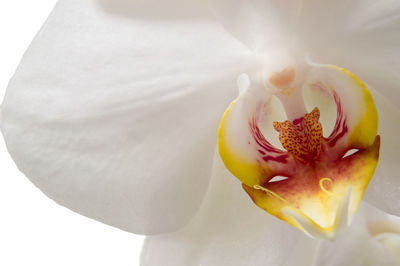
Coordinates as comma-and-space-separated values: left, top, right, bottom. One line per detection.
282, 187, 352, 240
218, 55, 380, 239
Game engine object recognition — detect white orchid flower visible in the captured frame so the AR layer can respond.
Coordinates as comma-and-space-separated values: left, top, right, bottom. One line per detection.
1, 0, 400, 265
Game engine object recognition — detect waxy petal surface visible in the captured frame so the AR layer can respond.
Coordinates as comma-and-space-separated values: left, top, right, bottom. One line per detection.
364, 89, 400, 217
212, 0, 400, 107
299, 0, 400, 108
0, 0, 259, 234
211, 0, 302, 53
141, 155, 304, 266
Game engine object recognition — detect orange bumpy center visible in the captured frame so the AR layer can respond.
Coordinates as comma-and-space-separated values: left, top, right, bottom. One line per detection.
273, 108, 323, 162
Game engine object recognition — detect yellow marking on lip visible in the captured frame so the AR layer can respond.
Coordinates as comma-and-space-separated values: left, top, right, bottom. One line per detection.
281, 87, 295, 96
319, 178, 335, 196
319, 177, 345, 198
218, 100, 271, 187
253, 185, 289, 203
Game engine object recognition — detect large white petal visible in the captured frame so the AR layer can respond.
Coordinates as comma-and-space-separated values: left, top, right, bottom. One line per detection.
0, 0, 260, 234
211, 0, 303, 54
299, 0, 400, 108
141, 154, 306, 266
364, 89, 400, 217
212, 0, 400, 106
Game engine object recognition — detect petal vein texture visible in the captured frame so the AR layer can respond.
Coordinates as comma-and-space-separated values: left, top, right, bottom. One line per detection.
0, 0, 259, 234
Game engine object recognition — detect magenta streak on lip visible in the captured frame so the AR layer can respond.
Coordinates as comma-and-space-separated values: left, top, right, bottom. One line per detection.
292, 117, 304, 125
326, 86, 348, 147
248, 81, 349, 166
249, 115, 289, 164
262, 155, 289, 164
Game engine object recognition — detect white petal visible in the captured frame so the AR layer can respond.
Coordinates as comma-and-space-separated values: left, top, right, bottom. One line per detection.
299, 0, 400, 108
313, 203, 400, 266
0, 0, 260, 234
283, 236, 319, 266
141, 154, 306, 266
211, 0, 303, 54
364, 89, 400, 217
213, 0, 400, 106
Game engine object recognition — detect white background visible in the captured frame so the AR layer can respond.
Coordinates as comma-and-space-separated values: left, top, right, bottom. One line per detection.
0, 1, 144, 265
